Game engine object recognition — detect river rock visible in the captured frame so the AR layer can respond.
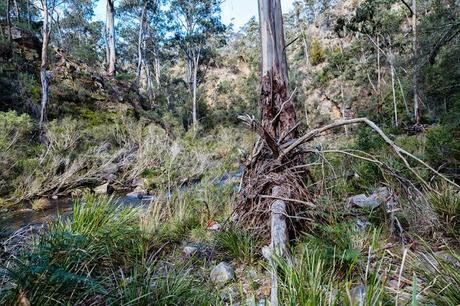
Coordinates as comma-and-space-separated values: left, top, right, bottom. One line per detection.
347, 187, 390, 209
94, 182, 113, 195
126, 186, 147, 199
210, 262, 235, 284
245, 297, 267, 306
132, 177, 145, 187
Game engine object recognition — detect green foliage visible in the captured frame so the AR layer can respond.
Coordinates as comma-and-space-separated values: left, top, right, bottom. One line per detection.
110, 263, 218, 305
0, 111, 36, 199
425, 125, 460, 180
302, 222, 362, 271
428, 186, 460, 236
1, 195, 149, 305
278, 246, 339, 305
414, 247, 460, 305
215, 228, 256, 264
0, 195, 221, 305
277, 236, 388, 305
309, 37, 325, 65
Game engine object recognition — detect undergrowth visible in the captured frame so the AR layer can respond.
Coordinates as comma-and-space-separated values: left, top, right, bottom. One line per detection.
0, 195, 217, 305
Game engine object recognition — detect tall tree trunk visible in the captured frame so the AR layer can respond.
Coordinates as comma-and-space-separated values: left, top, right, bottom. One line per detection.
135, 2, 147, 85
412, 0, 419, 124
39, 0, 50, 130
106, 0, 116, 76
258, 0, 297, 304
6, 0, 12, 41
192, 50, 200, 126
154, 54, 160, 87
259, 0, 297, 139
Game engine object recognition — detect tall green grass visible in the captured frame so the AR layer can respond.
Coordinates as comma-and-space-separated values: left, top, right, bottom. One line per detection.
277, 228, 388, 306
0, 195, 217, 305
215, 227, 257, 264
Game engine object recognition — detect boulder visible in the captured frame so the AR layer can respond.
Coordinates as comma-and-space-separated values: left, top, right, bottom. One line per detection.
347, 187, 390, 209
210, 262, 235, 284
94, 182, 113, 195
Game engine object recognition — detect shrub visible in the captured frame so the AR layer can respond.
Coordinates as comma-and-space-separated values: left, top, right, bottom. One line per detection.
309, 37, 326, 65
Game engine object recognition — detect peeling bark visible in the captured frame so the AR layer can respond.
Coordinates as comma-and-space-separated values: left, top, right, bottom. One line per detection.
258, 0, 297, 141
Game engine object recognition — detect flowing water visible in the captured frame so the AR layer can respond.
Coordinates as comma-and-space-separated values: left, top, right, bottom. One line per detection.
0, 167, 244, 236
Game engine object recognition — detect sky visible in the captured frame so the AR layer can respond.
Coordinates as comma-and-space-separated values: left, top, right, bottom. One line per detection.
94, 0, 295, 30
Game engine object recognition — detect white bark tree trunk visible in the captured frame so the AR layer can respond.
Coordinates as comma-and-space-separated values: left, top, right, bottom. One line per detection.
135, 2, 147, 85
106, 0, 116, 76
39, 0, 51, 130
192, 50, 200, 126
269, 186, 290, 306
258, 1, 295, 305
6, 0, 12, 41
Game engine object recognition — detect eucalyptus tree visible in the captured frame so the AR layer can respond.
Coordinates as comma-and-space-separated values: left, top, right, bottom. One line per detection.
106, 0, 116, 76
118, 0, 162, 93
56, 0, 103, 65
167, 0, 225, 126
39, 0, 58, 129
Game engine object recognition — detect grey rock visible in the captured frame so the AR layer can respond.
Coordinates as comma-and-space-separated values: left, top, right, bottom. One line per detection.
94, 182, 113, 195
182, 245, 198, 257
132, 177, 145, 187
210, 262, 235, 284
349, 284, 366, 306
101, 163, 118, 181
355, 219, 372, 231
245, 297, 267, 306
126, 186, 147, 199
348, 187, 390, 209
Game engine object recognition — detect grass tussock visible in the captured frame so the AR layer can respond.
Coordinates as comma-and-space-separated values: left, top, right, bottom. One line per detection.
215, 227, 257, 264
0, 195, 218, 305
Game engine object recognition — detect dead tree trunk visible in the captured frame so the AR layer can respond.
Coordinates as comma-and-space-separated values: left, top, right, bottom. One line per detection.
237, 1, 310, 305
412, 0, 420, 124
106, 0, 116, 76
39, 0, 51, 130
259, 0, 297, 139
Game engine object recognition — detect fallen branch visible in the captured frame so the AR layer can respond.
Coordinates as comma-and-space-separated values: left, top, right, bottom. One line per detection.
279, 117, 460, 192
